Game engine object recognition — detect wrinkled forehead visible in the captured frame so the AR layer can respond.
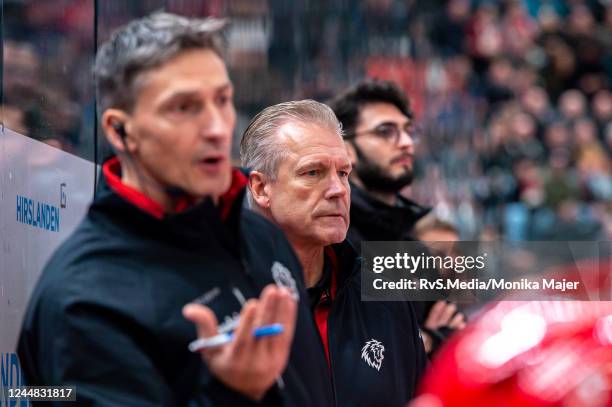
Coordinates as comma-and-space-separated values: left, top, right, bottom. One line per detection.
277, 121, 343, 151
276, 122, 349, 166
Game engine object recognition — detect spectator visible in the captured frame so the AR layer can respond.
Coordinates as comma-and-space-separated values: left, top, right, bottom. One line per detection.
329, 78, 466, 357
6, 0, 609, 254
592, 90, 612, 137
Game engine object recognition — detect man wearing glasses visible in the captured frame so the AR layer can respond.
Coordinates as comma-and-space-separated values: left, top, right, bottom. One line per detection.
329, 79, 466, 356
332, 79, 419, 208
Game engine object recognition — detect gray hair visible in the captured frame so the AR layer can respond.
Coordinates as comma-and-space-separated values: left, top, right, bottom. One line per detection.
240, 99, 343, 181
94, 12, 227, 115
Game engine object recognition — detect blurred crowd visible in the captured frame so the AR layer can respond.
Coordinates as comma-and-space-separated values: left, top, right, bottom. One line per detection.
311, 0, 612, 241
400, 0, 612, 242
2, 0, 611, 240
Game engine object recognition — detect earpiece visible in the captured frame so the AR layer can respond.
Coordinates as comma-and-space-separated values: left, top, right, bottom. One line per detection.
112, 121, 127, 139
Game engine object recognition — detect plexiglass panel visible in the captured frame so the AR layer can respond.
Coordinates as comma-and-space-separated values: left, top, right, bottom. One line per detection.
2, 0, 96, 161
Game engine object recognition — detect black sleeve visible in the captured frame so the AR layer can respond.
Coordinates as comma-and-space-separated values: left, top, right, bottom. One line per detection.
21, 289, 176, 406
19, 282, 271, 406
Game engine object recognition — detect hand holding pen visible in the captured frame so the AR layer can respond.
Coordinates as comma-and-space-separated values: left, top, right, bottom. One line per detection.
182, 284, 297, 402
188, 323, 285, 352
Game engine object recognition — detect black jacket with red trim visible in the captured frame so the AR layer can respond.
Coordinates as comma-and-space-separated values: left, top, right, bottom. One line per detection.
312, 242, 427, 407
17, 158, 333, 406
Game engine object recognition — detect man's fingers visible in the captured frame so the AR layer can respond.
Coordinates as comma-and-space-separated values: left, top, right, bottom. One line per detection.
439, 303, 457, 325
425, 301, 446, 328
259, 288, 296, 377
254, 285, 282, 327
449, 312, 466, 330
251, 285, 284, 354
270, 288, 298, 348
183, 303, 219, 338
230, 299, 259, 358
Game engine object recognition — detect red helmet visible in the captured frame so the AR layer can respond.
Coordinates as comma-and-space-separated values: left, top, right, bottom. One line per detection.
413, 258, 612, 407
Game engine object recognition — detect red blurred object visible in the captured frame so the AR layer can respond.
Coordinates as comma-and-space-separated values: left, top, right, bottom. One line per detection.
412, 258, 612, 407
366, 57, 426, 118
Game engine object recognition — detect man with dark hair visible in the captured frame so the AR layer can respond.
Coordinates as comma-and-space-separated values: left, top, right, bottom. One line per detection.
328, 78, 465, 355
330, 79, 416, 206
18, 13, 333, 406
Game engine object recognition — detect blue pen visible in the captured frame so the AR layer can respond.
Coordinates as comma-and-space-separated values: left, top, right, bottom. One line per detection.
188, 323, 284, 352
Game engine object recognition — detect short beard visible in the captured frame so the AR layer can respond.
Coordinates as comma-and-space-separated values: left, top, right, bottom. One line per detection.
352, 142, 413, 194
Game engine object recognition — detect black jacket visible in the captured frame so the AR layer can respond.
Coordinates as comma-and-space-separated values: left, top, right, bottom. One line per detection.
347, 185, 430, 245
311, 242, 427, 407
346, 185, 436, 345
18, 161, 333, 406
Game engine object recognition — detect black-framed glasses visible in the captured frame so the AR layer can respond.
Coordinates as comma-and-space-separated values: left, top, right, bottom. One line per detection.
344, 122, 421, 144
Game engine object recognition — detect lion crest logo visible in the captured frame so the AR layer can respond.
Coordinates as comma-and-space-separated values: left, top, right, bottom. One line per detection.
361, 339, 385, 371
271, 261, 299, 300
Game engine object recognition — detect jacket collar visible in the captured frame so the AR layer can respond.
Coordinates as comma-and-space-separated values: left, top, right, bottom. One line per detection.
326, 240, 361, 293
349, 183, 430, 241
93, 157, 248, 251
101, 156, 247, 221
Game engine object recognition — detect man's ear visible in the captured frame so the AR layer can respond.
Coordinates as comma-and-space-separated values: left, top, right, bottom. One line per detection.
101, 109, 136, 154
248, 171, 271, 209
345, 140, 357, 166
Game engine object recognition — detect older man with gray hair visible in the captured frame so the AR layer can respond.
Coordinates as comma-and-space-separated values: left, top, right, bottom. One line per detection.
241, 100, 427, 407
